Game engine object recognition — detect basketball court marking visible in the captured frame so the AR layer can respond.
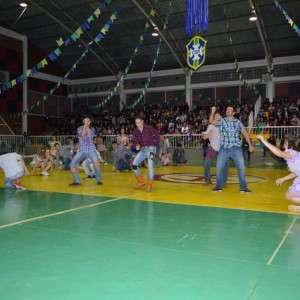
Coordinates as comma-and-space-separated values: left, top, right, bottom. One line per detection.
267, 213, 299, 265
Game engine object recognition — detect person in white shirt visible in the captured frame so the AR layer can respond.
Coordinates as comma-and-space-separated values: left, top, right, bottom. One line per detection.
0, 152, 29, 189
202, 112, 229, 186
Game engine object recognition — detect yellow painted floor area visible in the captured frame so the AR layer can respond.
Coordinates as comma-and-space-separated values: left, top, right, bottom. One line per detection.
1, 163, 292, 214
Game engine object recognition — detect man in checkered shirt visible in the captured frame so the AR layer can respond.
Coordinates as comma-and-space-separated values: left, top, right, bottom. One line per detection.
209, 106, 254, 193
69, 116, 103, 186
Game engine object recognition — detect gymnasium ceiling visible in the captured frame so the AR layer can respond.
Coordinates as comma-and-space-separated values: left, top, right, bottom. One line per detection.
0, 0, 299, 80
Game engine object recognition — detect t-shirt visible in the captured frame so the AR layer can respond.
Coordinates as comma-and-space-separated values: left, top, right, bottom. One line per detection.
0, 153, 24, 177
202, 124, 220, 151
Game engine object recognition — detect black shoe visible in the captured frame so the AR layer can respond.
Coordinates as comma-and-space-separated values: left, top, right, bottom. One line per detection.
212, 188, 222, 192
240, 188, 252, 194
97, 182, 103, 185
69, 182, 81, 186
87, 175, 95, 179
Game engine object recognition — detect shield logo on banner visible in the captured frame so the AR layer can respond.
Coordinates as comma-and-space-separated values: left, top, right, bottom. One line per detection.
186, 36, 207, 71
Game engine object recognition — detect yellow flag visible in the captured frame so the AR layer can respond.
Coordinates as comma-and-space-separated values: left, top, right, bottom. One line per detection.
56, 37, 64, 47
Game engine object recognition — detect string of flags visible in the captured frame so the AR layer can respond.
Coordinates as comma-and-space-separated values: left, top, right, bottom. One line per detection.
0, 0, 112, 96
4, 9, 120, 119
221, 4, 265, 95
128, 0, 173, 109
85, 1, 159, 111
275, 0, 300, 37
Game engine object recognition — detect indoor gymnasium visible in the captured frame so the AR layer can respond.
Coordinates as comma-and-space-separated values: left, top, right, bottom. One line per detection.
1, 0, 300, 299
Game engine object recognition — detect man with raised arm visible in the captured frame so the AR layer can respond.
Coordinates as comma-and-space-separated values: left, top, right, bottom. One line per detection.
209, 106, 254, 193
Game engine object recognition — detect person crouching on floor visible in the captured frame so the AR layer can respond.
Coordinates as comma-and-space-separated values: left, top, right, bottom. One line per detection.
0, 152, 29, 189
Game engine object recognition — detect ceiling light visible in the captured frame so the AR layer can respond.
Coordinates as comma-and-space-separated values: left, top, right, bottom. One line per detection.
249, 9, 257, 21
152, 26, 159, 37
20, 2, 28, 7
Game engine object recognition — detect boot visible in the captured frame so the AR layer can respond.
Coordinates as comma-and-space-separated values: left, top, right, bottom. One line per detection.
146, 179, 153, 192
134, 175, 145, 189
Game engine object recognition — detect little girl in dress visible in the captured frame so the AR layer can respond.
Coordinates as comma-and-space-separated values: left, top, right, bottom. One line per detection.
257, 134, 300, 212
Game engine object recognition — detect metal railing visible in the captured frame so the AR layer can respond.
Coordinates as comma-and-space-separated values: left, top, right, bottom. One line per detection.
1, 126, 300, 154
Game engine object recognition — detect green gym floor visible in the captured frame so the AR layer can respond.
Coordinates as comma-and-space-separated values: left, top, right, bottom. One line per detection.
0, 157, 299, 299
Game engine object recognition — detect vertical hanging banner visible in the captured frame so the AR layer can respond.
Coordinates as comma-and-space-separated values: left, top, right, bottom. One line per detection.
186, 0, 208, 70
186, 0, 208, 35
186, 35, 207, 70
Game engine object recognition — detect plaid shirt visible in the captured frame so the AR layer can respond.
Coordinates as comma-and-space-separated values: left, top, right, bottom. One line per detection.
132, 124, 160, 148
218, 118, 244, 148
78, 126, 96, 153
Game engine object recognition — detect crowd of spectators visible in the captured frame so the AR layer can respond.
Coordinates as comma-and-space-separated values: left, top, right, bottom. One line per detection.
254, 97, 300, 127
48, 101, 255, 137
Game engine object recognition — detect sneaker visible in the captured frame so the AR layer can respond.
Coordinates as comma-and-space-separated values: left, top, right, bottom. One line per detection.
69, 182, 81, 186
42, 171, 49, 176
288, 205, 300, 213
104, 162, 108, 166
97, 182, 103, 185
13, 183, 26, 190
212, 188, 222, 192
240, 188, 252, 194
87, 175, 95, 179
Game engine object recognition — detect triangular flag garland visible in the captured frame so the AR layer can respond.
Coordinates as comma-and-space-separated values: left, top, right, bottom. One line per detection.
221, 3, 270, 95
128, 0, 172, 109
275, 0, 300, 37
0, 0, 111, 95
3, 9, 120, 119
85, 1, 160, 111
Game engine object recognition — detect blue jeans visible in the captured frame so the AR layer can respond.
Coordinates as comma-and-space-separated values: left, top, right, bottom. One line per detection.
70, 150, 102, 183
132, 146, 155, 180
82, 159, 94, 177
204, 147, 229, 183
118, 154, 131, 172
63, 158, 71, 170
216, 146, 247, 190
5, 170, 24, 188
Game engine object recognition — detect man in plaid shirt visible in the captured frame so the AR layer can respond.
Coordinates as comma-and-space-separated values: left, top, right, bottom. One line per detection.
209, 106, 253, 193
69, 116, 103, 186
131, 115, 160, 192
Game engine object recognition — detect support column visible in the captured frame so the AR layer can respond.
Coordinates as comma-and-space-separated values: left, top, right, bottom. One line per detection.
118, 72, 126, 111
22, 35, 28, 134
185, 69, 192, 110
266, 80, 274, 102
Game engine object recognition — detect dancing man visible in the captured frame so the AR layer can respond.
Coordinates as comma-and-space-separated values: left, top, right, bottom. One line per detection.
209, 106, 253, 193
131, 115, 160, 192
69, 116, 103, 186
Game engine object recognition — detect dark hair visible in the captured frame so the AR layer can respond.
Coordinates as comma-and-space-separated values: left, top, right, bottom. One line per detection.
287, 139, 300, 151
135, 115, 144, 121
73, 137, 79, 144
83, 115, 92, 122
226, 105, 235, 111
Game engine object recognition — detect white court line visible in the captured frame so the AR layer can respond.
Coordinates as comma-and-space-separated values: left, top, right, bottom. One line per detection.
0, 196, 124, 230
0, 181, 187, 230
267, 214, 299, 265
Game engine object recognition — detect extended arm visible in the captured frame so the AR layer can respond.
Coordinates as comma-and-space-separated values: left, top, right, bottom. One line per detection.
257, 135, 292, 159
276, 172, 297, 186
209, 106, 217, 125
